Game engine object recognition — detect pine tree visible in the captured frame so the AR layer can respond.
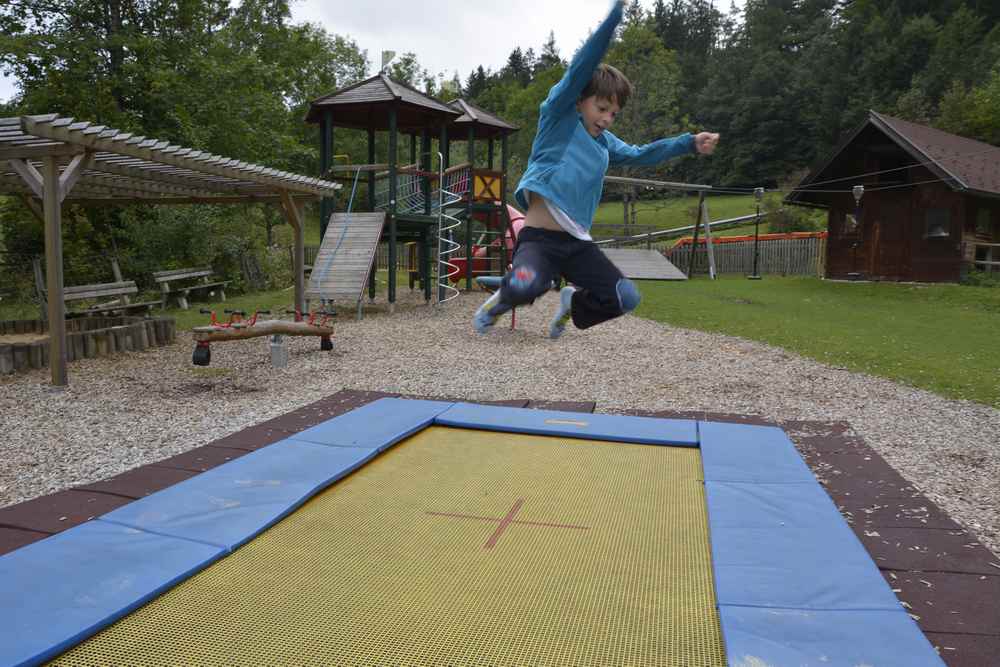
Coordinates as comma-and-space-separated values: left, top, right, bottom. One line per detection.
538, 30, 563, 71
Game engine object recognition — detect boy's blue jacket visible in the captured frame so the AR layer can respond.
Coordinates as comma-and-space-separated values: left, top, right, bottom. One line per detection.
514, 1, 695, 232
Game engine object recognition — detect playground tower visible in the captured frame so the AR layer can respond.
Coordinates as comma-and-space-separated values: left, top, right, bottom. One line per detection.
306, 75, 518, 314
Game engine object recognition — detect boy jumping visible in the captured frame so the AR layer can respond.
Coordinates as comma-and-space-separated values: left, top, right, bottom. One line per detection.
473, 0, 719, 338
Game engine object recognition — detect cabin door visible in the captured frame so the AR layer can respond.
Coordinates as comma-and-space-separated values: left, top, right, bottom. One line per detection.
869, 194, 910, 280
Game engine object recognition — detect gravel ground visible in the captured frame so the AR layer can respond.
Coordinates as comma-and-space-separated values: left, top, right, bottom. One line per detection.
2, 289, 998, 556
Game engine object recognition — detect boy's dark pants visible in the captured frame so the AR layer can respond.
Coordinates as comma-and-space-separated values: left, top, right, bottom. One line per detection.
494, 227, 638, 330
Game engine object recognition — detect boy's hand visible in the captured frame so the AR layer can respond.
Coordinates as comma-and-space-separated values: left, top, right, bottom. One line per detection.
695, 132, 720, 155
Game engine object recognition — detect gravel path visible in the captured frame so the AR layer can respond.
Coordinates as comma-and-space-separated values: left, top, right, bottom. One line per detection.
2, 290, 997, 555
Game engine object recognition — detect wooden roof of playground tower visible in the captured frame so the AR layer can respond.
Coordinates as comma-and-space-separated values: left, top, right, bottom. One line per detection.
306, 74, 460, 131
448, 99, 518, 139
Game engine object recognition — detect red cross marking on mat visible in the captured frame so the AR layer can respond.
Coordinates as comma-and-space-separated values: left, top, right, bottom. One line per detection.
426, 498, 589, 549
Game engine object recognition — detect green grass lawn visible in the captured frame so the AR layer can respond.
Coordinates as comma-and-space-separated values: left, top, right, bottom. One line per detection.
635, 276, 1000, 408
592, 194, 765, 236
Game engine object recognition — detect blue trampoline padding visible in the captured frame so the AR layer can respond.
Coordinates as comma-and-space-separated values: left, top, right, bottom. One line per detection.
718, 605, 945, 667
0, 520, 223, 667
706, 480, 902, 610
699, 420, 815, 483
435, 402, 698, 446
290, 398, 454, 450
99, 439, 375, 551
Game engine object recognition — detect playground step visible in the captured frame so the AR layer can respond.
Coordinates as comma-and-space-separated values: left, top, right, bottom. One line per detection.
306, 212, 386, 303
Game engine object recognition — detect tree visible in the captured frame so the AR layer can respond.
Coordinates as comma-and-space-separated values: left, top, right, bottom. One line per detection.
623, 0, 646, 28
502, 47, 532, 87
606, 23, 683, 155
388, 52, 426, 87
537, 31, 563, 71
465, 66, 490, 100
937, 70, 1000, 145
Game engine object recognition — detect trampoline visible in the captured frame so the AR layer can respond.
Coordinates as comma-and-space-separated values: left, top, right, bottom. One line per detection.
1, 399, 943, 666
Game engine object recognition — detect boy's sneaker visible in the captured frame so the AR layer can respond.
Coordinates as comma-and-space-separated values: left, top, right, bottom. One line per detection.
549, 286, 575, 339
473, 290, 502, 334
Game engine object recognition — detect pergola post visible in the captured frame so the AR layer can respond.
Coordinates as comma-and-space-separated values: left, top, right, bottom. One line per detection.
279, 191, 306, 317
42, 157, 67, 386
10, 152, 88, 386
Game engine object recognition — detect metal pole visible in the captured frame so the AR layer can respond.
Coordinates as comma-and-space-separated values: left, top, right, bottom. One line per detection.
749, 187, 763, 280
850, 185, 864, 279
687, 191, 704, 278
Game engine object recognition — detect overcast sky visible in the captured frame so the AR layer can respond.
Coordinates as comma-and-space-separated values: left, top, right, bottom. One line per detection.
1, 0, 744, 104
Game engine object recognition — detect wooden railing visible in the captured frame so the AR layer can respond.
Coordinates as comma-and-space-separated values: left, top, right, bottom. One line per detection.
971, 242, 1000, 273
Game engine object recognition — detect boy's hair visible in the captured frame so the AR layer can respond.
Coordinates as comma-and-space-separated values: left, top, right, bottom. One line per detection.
580, 64, 634, 108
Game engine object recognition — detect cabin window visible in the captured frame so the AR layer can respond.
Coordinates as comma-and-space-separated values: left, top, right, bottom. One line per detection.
924, 209, 951, 239
975, 209, 993, 238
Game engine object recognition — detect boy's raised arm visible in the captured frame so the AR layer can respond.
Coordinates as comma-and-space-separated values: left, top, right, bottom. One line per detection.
542, 1, 624, 113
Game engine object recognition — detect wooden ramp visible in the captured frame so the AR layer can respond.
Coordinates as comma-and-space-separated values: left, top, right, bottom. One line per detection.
306, 212, 386, 304
600, 248, 688, 280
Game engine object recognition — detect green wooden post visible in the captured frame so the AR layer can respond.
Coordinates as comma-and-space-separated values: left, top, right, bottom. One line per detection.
368, 127, 377, 300
421, 129, 431, 216
319, 111, 333, 241
488, 138, 495, 170
367, 128, 376, 210
500, 133, 510, 272
438, 121, 449, 302
420, 229, 430, 302
410, 133, 417, 166
465, 125, 475, 290
388, 106, 398, 308
421, 130, 433, 301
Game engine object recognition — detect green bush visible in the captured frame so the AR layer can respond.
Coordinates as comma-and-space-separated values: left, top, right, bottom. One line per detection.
961, 268, 1000, 288
762, 195, 824, 233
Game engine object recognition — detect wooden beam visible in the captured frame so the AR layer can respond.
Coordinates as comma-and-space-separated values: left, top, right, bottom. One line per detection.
279, 190, 306, 315
57, 151, 92, 202
90, 157, 245, 193
52, 194, 318, 206
20, 195, 44, 223
23, 116, 341, 198
8, 158, 44, 198
42, 157, 68, 386
0, 143, 86, 160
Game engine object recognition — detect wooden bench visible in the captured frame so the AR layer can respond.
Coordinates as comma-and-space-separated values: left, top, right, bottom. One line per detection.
152, 267, 229, 310
32, 257, 160, 317
62, 281, 160, 316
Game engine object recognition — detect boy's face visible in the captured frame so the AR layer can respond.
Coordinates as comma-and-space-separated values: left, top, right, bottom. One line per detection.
576, 95, 620, 138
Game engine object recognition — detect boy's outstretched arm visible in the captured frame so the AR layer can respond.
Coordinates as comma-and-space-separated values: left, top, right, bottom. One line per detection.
605, 131, 720, 167
543, 1, 624, 113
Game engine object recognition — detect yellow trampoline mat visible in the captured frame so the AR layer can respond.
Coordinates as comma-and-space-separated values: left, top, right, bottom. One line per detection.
52, 426, 725, 666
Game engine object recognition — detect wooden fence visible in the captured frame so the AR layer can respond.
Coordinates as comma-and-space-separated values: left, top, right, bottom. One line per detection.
668, 236, 827, 277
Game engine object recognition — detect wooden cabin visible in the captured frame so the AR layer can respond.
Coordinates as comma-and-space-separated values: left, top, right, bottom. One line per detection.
787, 111, 1000, 282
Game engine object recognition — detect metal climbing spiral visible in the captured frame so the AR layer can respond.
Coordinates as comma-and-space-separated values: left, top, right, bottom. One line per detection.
435, 151, 462, 305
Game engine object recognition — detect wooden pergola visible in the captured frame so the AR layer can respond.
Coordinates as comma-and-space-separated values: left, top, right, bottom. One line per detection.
0, 114, 342, 386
